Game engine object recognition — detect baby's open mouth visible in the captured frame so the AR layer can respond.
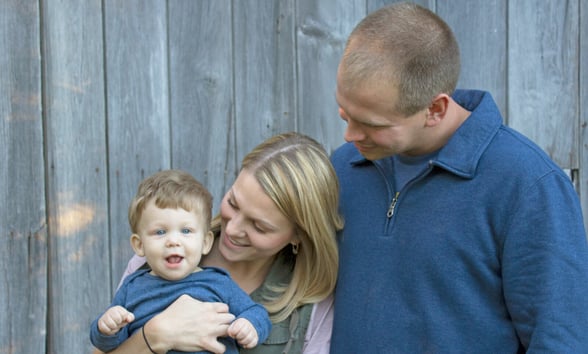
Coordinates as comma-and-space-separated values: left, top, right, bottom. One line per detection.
166, 255, 183, 264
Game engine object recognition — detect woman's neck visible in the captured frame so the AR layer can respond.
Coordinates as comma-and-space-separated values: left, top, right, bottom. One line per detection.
201, 239, 275, 294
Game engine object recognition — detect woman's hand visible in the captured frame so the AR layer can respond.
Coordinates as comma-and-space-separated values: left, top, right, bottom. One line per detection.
146, 294, 236, 353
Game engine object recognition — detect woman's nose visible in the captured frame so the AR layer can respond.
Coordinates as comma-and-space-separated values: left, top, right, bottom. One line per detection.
225, 216, 246, 238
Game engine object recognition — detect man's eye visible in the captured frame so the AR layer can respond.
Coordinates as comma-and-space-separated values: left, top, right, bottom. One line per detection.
227, 198, 239, 210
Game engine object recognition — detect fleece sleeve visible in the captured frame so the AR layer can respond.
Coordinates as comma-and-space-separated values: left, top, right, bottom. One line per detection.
501, 171, 588, 352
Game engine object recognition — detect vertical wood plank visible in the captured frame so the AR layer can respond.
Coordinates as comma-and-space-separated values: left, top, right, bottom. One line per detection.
104, 0, 170, 287
368, 0, 433, 13
168, 0, 234, 213
42, 0, 109, 352
0, 1, 46, 353
233, 0, 297, 161
296, 0, 363, 153
580, 0, 588, 234
508, 0, 579, 169
438, 0, 507, 116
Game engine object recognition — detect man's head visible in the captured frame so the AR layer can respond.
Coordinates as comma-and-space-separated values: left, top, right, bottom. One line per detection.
336, 2, 461, 160
339, 2, 460, 116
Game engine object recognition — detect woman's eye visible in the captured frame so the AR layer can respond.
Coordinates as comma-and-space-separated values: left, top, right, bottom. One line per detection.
253, 224, 266, 234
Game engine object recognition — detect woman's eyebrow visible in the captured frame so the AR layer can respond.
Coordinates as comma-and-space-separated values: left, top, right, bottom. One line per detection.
231, 188, 279, 231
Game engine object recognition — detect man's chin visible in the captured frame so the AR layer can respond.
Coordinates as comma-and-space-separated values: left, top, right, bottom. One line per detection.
358, 150, 385, 161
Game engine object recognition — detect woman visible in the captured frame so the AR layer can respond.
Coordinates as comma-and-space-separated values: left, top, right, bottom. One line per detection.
94, 132, 343, 353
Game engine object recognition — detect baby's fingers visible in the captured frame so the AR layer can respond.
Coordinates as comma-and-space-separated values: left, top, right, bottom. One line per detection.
98, 316, 123, 335
98, 306, 135, 335
228, 319, 258, 348
124, 311, 135, 324
112, 305, 135, 325
237, 331, 258, 349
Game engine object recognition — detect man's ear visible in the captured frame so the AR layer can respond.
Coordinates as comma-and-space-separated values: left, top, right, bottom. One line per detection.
425, 93, 450, 127
130, 234, 145, 257
202, 230, 215, 255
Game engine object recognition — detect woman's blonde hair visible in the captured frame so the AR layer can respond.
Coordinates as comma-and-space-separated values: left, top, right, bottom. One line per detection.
212, 132, 342, 322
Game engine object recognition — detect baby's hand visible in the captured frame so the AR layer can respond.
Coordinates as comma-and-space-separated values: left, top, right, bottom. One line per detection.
227, 318, 259, 349
98, 305, 135, 336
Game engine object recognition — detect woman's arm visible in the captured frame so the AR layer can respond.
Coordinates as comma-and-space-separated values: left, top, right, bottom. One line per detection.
303, 294, 335, 354
116, 254, 147, 290
91, 324, 156, 354
97, 254, 236, 353
92, 255, 156, 354
92, 295, 235, 353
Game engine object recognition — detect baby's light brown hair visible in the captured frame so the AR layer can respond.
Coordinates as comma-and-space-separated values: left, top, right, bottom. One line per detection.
128, 170, 212, 234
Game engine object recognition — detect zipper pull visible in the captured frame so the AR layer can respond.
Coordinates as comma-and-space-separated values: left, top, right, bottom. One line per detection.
387, 192, 400, 218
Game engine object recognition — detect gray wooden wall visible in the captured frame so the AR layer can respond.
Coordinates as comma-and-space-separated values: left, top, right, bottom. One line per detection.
1, 0, 586, 353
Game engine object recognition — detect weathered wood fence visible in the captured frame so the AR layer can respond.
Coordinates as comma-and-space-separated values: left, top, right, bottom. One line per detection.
1, 0, 586, 353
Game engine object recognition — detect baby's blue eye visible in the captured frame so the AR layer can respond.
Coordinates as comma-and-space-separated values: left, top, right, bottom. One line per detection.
181, 228, 191, 234
156, 229, 166, 236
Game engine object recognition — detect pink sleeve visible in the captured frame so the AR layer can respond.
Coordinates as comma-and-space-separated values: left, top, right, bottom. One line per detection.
116, 255, 147, 291
302, 293, 334, 354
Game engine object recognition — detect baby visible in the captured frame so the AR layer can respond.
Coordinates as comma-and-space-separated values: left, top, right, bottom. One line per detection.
90, 169, 270, 353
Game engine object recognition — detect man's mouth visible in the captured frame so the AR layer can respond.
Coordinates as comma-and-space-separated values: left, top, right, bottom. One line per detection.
354, 142, 372, 151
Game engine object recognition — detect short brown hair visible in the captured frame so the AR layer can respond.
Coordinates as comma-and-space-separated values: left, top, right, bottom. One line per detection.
128, 170, 212, 234
339, 2, 460, 116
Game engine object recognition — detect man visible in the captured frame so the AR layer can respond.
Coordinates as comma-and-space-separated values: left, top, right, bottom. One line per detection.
331, 2, 588, 353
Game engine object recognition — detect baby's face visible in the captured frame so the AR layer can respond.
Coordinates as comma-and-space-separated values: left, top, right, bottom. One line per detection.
132, 200, 213, 281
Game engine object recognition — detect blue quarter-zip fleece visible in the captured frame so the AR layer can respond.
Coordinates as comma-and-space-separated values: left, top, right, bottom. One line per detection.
330, 90, 588, 353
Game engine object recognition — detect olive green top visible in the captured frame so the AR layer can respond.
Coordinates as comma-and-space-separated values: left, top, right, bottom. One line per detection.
242, 255, 313, 354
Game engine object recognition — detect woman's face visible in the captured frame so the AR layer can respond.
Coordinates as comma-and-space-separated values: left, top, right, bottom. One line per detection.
217, 170, 297, 263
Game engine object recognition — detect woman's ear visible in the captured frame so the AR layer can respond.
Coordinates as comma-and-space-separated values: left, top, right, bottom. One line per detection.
290, 231, 302, 254
202, 230, 215, 255
130, 234, 145, 257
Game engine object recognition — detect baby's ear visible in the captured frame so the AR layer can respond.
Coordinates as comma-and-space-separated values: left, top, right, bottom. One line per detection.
130, 234, 145, 257
202, 230, 215, 255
